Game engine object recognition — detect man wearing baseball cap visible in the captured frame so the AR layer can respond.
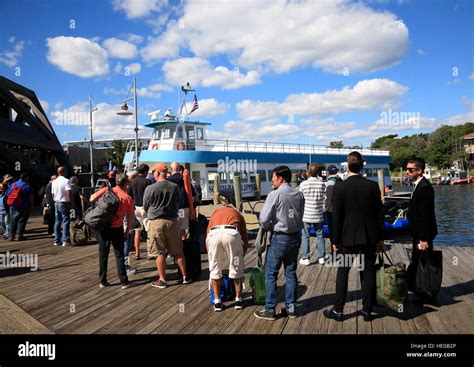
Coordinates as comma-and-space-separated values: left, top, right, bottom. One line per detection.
143, 163, 191, 288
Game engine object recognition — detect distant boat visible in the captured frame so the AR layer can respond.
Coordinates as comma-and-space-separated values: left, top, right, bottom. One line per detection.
449, 170, 472, 185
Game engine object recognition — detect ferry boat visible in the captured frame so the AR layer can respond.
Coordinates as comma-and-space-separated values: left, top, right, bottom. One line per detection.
122, 84, 393, 201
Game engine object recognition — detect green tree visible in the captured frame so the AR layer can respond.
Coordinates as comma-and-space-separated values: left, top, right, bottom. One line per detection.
329, 140, 344, 148
104, 140, 127, 172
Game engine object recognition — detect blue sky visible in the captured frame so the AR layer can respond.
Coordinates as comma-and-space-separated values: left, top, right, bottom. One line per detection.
0, 0, 472, 146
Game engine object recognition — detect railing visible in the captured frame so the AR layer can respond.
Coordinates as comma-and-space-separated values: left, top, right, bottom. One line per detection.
126, 138, 390, 156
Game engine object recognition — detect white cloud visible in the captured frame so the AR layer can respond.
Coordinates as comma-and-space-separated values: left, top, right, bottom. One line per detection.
112, 0, 167, 19
103, 82, 169, 99
237, 79, 408, 121
103, 38, 138, 59
126, 34, 144, 44
443, 97, 474, 126
208, 120, 302, 142
0, 40, 25, 68
46, 36, 109, 78
142, 0, 408, 74
300, 118, 357, 136
162, 57, 261, 90
469, 72, 474, 80
125, 62, 141, 75
417, 49, 425, 55
52, 101, 138, 139
114, 62, 123, 74
186, 98, 229, 118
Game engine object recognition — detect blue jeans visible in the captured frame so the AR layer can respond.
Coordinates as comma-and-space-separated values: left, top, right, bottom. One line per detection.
9, 207, 30, 239
301, 222, 325, 260
265, 232, 300, 311
54, 202, 71, 244
124, 231, 133, 258
0, 214, 6, 235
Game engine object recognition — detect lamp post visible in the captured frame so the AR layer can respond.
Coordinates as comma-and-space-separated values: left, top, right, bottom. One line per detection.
88, 95, 98, 188
116, 77, 139, 169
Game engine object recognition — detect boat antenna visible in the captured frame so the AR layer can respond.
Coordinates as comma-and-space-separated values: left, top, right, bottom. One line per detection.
179, 82, 195, 122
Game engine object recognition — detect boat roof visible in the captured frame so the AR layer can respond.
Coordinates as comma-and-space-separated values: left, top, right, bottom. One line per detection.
144, 119, 212, 128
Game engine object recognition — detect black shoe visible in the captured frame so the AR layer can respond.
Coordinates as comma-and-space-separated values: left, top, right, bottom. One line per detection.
214, 302, 223, 312
361, 310, 372, 322
323, 308, 344, 322
280, 307, 298, 319
181, 275, 192, 284
8, 237, 14, 241
234, 300, 244, 310
254, 308, 276, 321
17, 236, 26, 241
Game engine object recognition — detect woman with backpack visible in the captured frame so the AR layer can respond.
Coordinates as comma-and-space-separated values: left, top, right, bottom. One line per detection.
90, 173, 134, 289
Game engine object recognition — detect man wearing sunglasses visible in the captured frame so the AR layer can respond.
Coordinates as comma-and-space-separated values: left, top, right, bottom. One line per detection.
406, 158, 438, 305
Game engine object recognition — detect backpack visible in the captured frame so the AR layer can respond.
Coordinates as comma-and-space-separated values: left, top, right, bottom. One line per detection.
70, 220, 89, 246
210, 274, 236, 303
7, 182, 24, 209
83, 185, 119, 231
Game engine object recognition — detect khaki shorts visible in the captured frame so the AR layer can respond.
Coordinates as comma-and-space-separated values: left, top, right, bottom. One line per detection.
134, 206, 146, 231
206, 226, 245, 280
177, 208, 189, 231
147, 218, 183, 257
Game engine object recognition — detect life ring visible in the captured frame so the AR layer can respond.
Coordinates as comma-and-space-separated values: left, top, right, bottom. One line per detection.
150, 143, 159, 150
176, 141, 186, 150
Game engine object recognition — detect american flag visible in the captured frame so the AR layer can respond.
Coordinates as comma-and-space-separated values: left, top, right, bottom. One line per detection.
190, 94, 199, 114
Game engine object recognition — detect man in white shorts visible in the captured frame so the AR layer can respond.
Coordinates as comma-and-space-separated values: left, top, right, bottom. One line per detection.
206, 198, 248, 312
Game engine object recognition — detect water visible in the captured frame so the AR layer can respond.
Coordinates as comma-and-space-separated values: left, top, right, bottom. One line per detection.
394, 184, 474, 246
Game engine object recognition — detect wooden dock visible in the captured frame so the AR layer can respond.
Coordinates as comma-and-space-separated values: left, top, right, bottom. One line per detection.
0, 209, 473, 334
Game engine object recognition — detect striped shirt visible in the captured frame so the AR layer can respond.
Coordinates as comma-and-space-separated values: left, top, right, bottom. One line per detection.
299, 176, 325, 223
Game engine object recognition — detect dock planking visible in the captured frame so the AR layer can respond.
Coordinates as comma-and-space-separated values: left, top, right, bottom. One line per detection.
0, 213, 473, 334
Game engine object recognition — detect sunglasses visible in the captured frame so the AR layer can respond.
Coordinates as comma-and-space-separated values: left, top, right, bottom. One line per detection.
405, 167, 419, 172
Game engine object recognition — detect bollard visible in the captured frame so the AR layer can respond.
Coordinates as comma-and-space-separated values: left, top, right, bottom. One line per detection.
213, 175, 219, 205
233, 174, 242, 211
291, 172, 298, 188
377, 169, 385, 198
255, 173, 261, 201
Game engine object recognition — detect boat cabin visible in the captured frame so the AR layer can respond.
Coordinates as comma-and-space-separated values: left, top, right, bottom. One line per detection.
145, 108, 210, 151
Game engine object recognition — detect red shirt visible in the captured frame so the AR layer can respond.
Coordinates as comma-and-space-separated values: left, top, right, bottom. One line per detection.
93, 186, 134, 228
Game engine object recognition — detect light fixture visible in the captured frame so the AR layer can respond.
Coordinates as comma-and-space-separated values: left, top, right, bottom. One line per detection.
117, 102, 133, 116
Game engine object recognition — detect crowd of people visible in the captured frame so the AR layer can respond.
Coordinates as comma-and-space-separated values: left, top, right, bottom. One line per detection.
0, 153, 438, 320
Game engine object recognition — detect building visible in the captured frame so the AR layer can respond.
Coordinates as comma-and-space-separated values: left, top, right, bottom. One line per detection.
0, 76, 72, 195
463, 133, 474, 169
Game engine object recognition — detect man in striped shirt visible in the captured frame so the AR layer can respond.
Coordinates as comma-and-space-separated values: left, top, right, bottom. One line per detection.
299, 163, 326, 265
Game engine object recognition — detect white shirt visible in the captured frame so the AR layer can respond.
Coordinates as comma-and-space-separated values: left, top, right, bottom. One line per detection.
411, 176, 423, 198
51, 176, 72, 203
298, 176, 325, 223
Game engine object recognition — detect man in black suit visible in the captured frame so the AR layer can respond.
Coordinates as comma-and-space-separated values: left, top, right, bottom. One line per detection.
324, 152, 384, 322
406, 158, 438, 304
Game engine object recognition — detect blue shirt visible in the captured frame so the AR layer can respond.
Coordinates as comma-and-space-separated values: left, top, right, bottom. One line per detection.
6, 180, 33, 209
259, 183, 305, 233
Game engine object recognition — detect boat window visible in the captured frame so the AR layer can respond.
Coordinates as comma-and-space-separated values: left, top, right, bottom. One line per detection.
187, 128, 195, 139
176, 126, 184, 139
268, 170, 274, 181
192, 171, 200, 181
384, 168, 390, 177
153, 128, 162, 140
219, 172, 228, 182
258, 170, 267, 182
162, 127, 172, 139
365, 168, 372, 177
196, 128, 204, 140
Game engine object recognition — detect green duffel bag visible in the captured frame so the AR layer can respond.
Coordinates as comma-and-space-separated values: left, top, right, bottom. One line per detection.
249, 267, 266, 305
376, 251, 408, 311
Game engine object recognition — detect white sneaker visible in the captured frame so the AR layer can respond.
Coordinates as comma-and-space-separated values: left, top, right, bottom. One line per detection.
53, 242, 60, 246
62, 242, 69, 247
299, 258, 310, 266
126, 267, 136, 276
318, 257, 325, 265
